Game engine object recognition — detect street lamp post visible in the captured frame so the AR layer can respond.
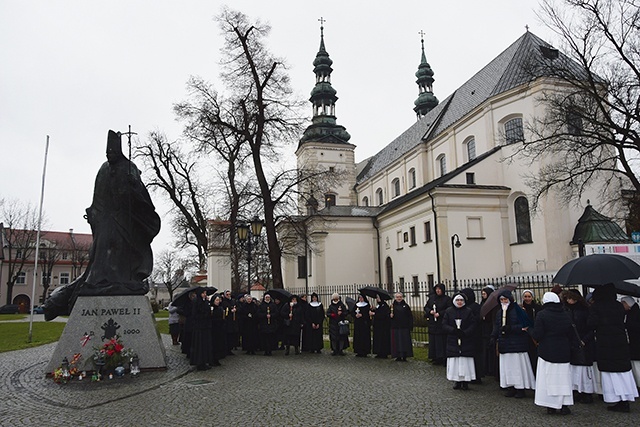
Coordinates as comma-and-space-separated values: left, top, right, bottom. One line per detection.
236, 216, 264, 296
451, 234, 462, 293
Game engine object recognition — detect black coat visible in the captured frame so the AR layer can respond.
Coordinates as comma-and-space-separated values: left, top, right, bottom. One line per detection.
425, 293, 451, 335
256, 301, 279, 334
391, 300, 413, 330
238, 301, 259, 351
280, 302, 304, 337
491, 302, 530, 354
626, 304, 640, 360
327, 300, 348, 340
189, 297, 213, 366
566, 302, 594, 366
372, 302, 391, 357
528, 302, 572, 363
522, 301, 543, 325
442, 305, 476, 357
303, 302, 325, 352
210, 303, 226, 361
588, 298, 632, 372
352, 302, 371, 355
221, 297, 239, 333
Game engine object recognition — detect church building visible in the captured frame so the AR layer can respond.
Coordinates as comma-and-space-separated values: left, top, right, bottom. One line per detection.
279, 25, 620, 293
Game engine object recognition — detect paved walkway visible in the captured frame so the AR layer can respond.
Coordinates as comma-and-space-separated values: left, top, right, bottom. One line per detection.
0, 335, 637, 426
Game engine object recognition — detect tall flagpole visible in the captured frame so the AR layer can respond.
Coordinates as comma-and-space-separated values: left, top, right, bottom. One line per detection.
29, 135, 50, 342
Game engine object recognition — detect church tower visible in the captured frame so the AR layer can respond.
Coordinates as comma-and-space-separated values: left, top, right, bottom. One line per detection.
413, 31, 438, 119
296, 18, 357, 214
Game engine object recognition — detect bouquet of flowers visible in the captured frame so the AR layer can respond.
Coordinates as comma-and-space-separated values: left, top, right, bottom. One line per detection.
93, 336, 134, 370
52, 353, 82, 384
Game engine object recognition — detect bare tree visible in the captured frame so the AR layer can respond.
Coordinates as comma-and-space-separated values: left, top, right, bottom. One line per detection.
173, 76, 255, 292
153, 249, 191, 302
69, 233, 90, 281
519, 0, 640, 213
38, 239, 61, 303
0, 200, 40, 304
210, 7, 327, 288
136, 131, 214, 271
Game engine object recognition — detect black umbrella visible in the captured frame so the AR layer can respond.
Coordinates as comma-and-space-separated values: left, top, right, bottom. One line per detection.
480, 284, 517, 318
358, 286, 392, 301
345, 297, 356, 312
173, 286, 217, 307
553, 254, 640, 286
268, 288, 293, 302
612, 281, 640, 297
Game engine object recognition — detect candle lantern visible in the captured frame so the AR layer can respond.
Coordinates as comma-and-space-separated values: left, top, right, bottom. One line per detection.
130, 354, 141, 376
61, 357, 71, 382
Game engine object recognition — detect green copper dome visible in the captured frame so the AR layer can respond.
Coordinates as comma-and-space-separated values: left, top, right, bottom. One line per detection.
414, 34, 438, 118
299, 22, 351, 145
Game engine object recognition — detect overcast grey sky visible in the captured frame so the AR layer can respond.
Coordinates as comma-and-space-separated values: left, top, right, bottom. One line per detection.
0, 0, 554, 253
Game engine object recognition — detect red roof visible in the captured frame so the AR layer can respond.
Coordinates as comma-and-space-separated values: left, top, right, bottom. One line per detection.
1, 228, 92, 250
251, 282, 266, 291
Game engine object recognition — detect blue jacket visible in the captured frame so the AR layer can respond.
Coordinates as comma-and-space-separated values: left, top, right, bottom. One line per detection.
491, 299, 530, 354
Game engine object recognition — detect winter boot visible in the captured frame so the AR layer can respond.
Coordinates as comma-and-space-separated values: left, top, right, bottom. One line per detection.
504, 387, 516, 397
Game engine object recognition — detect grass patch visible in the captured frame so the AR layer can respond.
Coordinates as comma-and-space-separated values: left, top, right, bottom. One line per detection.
0, 322, 66, 353
155, 318, 169, 334
154, 310, 169, 319
0, 314, 28, 321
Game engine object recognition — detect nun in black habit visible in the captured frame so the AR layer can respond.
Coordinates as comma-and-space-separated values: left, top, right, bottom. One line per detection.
256, 294, 279, 355
190, 288, 214, 370
239, 294, 259, 355
390, 292, 413, 361
210, 295, 226, 366
304, 293, 325, 353
352, 294, 372, 357
280, 295, 304, 355
425, 283, 451, 365
372, 295, 391, 358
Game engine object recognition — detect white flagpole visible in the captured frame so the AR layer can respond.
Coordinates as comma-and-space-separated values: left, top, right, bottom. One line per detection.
28, 135, 50, 342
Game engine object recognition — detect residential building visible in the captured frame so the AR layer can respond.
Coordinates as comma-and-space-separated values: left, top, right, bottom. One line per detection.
0, 227, 91, 312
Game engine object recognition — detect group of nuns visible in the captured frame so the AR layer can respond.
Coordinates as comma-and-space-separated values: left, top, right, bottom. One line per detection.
426, 282, 639, 414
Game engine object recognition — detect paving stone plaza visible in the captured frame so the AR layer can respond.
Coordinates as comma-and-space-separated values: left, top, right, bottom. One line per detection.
0, 333, 637, 427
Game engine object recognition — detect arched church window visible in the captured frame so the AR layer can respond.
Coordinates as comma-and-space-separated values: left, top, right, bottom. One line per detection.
515, 196, 533, 243
504, 117, 524, 144
408, 168, 416, 189
325, 194, 336, 208
362, 196, 369, 207
385, 257, 394, 292
376, 188, 384, 206
465, 138, 476, 161
437, 154, 446, 176
392, 178, 400, 198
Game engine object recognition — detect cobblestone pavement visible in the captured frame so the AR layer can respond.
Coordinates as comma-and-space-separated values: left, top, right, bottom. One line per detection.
0, 336, 637, 426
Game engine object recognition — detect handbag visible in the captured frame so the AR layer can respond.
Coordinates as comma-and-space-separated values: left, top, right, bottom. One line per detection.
566, 311, 588, 365
338, 320, 350, 336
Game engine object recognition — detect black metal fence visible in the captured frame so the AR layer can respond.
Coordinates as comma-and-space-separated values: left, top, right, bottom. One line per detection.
287, 274, 557, 345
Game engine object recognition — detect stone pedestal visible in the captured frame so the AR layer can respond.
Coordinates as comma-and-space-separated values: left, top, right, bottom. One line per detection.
45, 295, 167, 374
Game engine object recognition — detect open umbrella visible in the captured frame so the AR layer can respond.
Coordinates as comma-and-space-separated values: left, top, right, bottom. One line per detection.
173, 286, 217, 307
358, 286, 392, 301
612, 280, 640, 297
480, 283, 517, 318
268, 288, 293, 302
553, 254, 640, 286
345, 297, 356, 312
